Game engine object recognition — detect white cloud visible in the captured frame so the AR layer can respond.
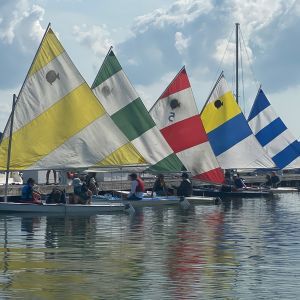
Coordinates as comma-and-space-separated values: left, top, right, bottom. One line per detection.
133, 0, 213, 33
135, 71, 178, 109
0, 88, 17, 132
268, 84, 300, 139
0, 1, 44, 46
174, 31, 190, 54
73, 24, 114, 57
213, 38, 254, 67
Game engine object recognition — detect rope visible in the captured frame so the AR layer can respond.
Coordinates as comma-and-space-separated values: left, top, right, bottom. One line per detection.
209, 27, 235, 96
240, 29, 260, 90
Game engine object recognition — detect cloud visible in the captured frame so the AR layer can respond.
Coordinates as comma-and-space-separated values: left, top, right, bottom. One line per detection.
114, 0, 300, 103
133, 0, 214, 33
0, 0, 45, 89
174, 31, 190, 54
73, 24, 114, 57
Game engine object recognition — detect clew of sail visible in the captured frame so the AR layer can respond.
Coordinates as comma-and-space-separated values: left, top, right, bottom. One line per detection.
0, 27, 146, 171
248, 88, 300, 169
200, 74, 275, 169
149, 67, 224, 183
91, 49, 185, 173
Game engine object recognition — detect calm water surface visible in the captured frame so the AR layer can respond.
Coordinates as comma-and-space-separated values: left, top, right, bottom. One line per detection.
1, 194, 300, 299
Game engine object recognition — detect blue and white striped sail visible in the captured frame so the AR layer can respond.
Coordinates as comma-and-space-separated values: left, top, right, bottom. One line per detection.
201, 75, 275, 169
248, 88, 300, 169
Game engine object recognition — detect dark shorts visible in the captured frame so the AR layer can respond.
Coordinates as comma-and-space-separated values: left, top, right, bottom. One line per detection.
127, 195, 142, 200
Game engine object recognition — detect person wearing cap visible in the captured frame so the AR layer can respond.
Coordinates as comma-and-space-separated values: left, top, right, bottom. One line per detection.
176, 172, 192, 197
127, 173, 144, 200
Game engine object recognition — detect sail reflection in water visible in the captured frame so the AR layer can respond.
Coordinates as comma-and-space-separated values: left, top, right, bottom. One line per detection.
1, 195, 300, 299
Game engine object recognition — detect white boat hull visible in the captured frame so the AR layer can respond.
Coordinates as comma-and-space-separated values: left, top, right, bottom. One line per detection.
92, 195, 220, 207
0, 202, 125, 215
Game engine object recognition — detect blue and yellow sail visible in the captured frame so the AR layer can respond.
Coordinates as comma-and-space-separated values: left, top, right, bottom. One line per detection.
201, 74, 275, 169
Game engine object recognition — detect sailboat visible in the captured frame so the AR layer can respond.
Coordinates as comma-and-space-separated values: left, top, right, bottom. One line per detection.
90, 50, 223, 207
91, 49, 185, 173
248, 88, 300, 169
0, 24, 148, 214
200, 73, 275, 170
149, 66, 224, 184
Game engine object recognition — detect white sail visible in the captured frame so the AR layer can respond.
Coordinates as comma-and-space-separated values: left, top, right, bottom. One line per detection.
200, 74, 275, 169
0, 27, 146, 171
248, 88, 300, 169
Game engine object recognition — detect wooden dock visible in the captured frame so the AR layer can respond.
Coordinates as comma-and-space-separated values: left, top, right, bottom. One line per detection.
1, 173, 300, 197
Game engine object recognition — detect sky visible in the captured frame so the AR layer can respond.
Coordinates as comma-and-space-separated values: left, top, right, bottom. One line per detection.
0, 0, 299, 138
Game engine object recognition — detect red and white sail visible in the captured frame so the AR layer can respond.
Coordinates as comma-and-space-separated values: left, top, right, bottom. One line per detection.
149, 67, 224, 183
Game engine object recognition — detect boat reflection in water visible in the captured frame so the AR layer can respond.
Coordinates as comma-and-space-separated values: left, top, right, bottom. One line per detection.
1, 194, 300, 299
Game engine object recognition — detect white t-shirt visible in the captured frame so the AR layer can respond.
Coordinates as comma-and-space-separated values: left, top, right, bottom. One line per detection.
128, 180, 143, 198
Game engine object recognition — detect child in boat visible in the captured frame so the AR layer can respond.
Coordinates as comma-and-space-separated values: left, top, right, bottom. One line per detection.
70, 177, 92, 204
264, 174, 272, 187
127, 173, 144, 200
233, 173, 247, 190
175, 172, 192, 197
151, 174, 168, 196
270, 171, 281, 188
21, 178, 42, 204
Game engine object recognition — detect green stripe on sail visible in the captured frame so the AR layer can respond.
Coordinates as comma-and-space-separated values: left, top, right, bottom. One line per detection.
91, 50, 122, 89
147, 153, 186, 173
111, 98, 156, 141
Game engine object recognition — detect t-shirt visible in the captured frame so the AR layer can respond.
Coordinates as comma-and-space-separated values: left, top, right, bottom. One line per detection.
21, 184, 33, 200
128, 180, 144, 198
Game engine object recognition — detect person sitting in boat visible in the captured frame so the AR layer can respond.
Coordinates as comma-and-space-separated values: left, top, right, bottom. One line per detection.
127, 173, 144, 200
70, 177, 92, 204
270, 171, 281, 188
220, 170, 234, 192
21, 178, 42, 204
233, 173, 247, 190
46, 188, 66, 204
85, 172, 99, 195
151, 174, 168, 196
175, 172, 192, 197
263, 174, 272, 188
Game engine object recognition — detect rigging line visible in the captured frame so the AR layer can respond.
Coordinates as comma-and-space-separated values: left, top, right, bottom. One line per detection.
231, 57, 235, 96
240, 29, 260, 90
209, 27, 235, 97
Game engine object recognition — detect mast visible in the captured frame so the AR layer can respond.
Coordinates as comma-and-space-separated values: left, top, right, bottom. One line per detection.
235, 23, 239, 104
4, 94, 17, 203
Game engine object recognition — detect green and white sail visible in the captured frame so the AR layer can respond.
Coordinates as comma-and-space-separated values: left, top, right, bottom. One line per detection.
91, 50, 184, 172
0, 27, 146, 170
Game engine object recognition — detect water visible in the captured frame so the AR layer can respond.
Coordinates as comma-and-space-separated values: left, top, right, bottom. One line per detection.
1, 194, 300, 299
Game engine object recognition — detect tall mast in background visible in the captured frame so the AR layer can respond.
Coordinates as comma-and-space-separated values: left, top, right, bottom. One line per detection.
235, 22, 239, 104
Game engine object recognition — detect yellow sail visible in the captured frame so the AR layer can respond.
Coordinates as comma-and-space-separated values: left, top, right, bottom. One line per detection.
0, 27, 146, 170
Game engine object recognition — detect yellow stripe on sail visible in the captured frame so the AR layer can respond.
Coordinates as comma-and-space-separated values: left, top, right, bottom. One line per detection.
29, 29, 64, 77
201, 91, 241, 133
0, 83, 105, 170
96, 142, 146, 167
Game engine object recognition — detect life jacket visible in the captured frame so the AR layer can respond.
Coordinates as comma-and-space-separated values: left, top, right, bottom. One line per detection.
136, 177, 145, 192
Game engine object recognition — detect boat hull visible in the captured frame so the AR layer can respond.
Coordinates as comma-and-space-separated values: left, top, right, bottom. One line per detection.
0, 202, 125, 215
92, 195, 221, 207
193, 188, 271, 198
